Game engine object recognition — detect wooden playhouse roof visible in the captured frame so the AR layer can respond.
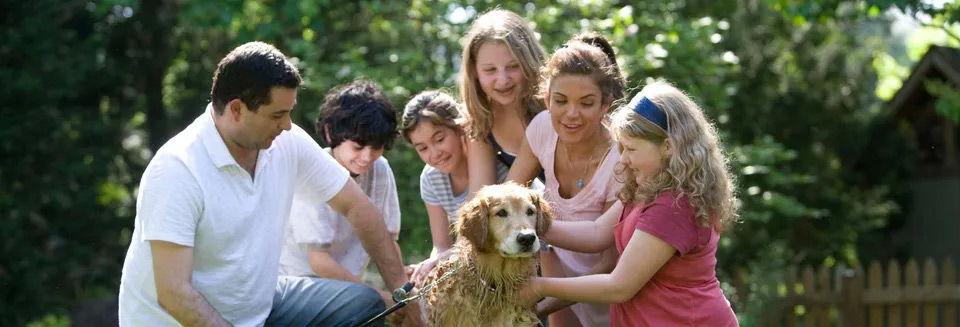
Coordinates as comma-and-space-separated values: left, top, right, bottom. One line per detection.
889, 45, 960, 116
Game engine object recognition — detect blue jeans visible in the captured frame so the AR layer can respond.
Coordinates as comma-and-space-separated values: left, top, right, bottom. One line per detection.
265, 276, 386, 327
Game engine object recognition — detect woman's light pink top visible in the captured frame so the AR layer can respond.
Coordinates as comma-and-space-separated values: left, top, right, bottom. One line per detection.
527, 111, 620, 326
612, 191, 738, 327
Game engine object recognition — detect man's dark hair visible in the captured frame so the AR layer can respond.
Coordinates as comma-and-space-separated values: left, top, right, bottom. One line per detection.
317, 79, 398, 150
210, 41, 302, 114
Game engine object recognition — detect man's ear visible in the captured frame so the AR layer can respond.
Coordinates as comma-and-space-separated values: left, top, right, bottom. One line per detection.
227, 99, 245, 122
456, 197, 489, 251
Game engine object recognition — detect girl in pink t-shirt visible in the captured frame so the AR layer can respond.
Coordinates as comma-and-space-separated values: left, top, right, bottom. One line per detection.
524, 81, 741, 326
507, 33, 627, 327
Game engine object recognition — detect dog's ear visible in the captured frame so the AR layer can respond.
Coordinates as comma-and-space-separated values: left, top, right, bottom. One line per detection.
531, 192, 552, 236
457, 196, 488, 251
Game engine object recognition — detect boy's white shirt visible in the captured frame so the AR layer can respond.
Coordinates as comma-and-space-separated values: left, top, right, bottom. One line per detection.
279, 150, 401, 278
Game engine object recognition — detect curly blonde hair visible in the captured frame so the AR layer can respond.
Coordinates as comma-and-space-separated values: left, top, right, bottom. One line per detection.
459, 9, 546, 141
611, 81, 739, 231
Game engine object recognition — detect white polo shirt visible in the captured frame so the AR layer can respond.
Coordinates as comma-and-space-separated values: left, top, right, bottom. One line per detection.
118, 105, 349, 327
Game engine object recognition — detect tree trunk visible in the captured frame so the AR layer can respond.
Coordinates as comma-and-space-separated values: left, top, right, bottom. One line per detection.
140, 0, 178, 151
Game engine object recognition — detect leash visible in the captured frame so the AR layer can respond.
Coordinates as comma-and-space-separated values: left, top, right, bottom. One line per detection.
355, 267, 460, 327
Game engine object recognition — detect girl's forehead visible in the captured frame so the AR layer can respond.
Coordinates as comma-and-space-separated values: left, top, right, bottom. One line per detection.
410, 121, 438, 135
550, 75, 601, 94
475, 42, 516, 61
411, 121, 453, 137
617, 133, 647, 145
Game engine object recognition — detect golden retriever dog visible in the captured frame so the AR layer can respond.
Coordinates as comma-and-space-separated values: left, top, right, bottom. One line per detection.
421, 183, 552, 327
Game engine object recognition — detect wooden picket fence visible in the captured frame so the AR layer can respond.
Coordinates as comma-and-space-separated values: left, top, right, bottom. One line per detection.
761, 257, 960, 327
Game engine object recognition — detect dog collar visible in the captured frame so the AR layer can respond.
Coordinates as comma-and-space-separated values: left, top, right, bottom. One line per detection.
478, 276, 498, 293
467, 261, 498, 293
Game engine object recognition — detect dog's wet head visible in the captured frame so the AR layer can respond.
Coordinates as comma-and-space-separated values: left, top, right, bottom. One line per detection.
456, 183, 552, 258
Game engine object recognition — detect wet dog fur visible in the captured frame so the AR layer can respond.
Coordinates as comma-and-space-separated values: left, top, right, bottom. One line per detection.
421, 183, 552, 327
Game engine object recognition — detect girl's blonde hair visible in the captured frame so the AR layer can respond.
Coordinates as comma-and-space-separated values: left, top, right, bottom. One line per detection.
611, 81, 739, 231
459, 9, 546, 141
400, 90, 464, 143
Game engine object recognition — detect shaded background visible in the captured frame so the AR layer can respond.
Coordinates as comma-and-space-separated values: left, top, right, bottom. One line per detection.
2, 0, 959, 326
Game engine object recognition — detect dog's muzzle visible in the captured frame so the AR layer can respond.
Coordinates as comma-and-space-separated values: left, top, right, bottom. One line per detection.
499, 230, 541, 258
516, 232, 537, 251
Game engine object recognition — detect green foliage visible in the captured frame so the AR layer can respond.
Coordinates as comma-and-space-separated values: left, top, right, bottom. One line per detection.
873, 51, 912, 100
2, 0, 942, 325
1, 1, 142, 325
25, 314, 70, 327
927, 80, 960, 123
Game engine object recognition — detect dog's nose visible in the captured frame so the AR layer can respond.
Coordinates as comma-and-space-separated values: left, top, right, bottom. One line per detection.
516, 233, 537, 248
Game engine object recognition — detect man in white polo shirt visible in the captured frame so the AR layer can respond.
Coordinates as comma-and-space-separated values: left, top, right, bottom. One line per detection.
118, 41, 421, 327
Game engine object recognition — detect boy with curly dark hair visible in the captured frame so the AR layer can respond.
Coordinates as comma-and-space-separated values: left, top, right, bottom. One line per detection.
278, 79, 404, 310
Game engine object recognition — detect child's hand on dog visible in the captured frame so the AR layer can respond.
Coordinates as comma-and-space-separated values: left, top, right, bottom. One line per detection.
409, 257, 437, 286
514, 277, 544, 309
409, 248, 453, 286
404, 264, 416, 279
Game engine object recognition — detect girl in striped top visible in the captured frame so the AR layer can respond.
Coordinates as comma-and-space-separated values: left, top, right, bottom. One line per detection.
399, 90, 509, 285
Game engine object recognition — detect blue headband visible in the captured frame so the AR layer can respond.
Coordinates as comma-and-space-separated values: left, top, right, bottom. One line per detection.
629, 95, 668, 131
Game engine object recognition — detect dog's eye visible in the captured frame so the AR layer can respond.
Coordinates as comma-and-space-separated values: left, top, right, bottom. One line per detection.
526, 208, 535, 216
495, 209, 507, 217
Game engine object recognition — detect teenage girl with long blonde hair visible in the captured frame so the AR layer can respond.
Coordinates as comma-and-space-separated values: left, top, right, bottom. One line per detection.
460, 9, 547, 196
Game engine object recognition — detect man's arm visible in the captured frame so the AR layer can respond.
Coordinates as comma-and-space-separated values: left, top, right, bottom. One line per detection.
151, 240, 232, 327
328, 180, 424, 326
326, 180, 408, 291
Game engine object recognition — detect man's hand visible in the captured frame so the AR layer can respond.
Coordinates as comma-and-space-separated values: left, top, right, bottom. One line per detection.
386, 303, 406, 327
398, 301, 424, 327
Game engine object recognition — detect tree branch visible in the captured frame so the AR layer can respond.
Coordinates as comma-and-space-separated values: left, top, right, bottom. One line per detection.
909, 9, 960, 44
932, 23, 960, 44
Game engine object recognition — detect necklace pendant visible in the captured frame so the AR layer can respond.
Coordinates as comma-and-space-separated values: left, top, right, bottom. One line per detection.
577, 179, 584, 188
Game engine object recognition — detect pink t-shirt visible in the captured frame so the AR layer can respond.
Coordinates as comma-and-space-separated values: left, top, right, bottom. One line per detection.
612, 191, 738, 327
527, 111, 620, 326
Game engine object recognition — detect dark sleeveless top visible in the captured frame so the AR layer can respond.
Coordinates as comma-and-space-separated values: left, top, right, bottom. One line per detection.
488, 133, 546, 182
